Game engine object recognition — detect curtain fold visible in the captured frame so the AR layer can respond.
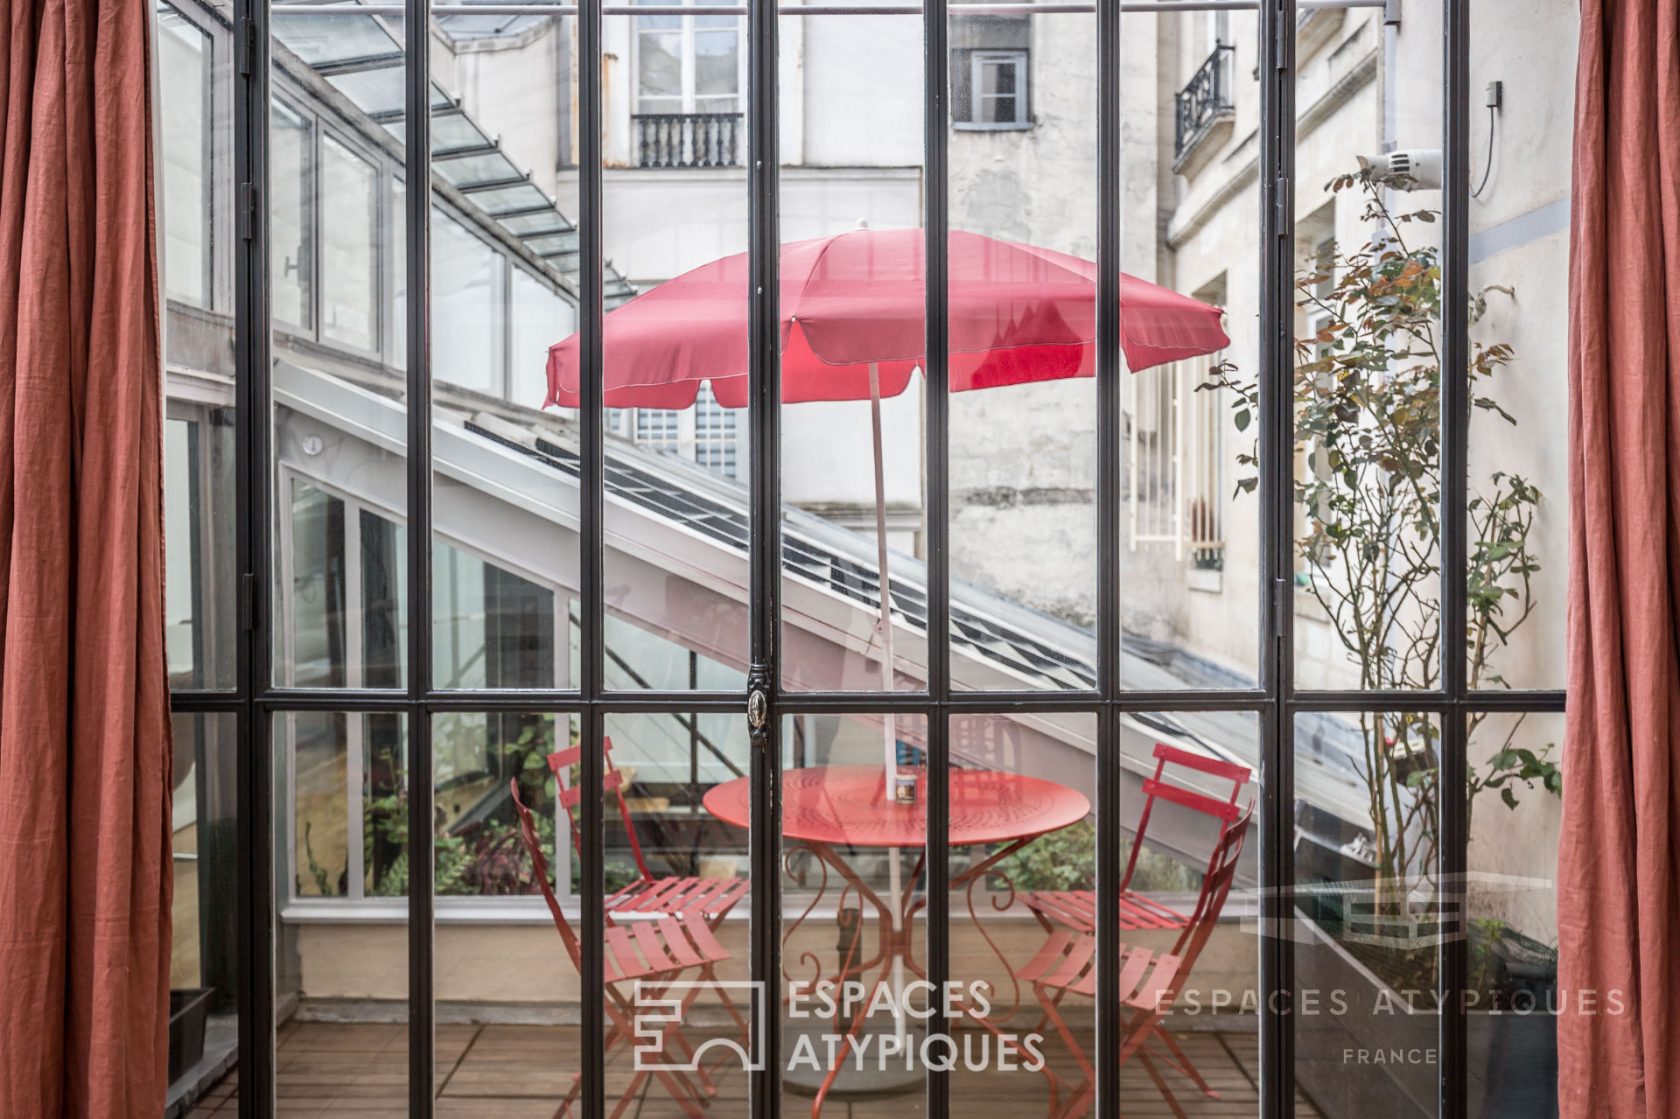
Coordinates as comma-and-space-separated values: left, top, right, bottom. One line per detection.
1557, 1, 1680, 1116
0, 0, 174, 1113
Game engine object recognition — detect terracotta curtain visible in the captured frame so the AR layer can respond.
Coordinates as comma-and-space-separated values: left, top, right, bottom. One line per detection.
1556, 0, 1680, 1116
0, 0, 174, 1113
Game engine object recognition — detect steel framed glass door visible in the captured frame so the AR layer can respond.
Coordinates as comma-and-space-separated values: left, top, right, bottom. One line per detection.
157, 0, 1573, 1115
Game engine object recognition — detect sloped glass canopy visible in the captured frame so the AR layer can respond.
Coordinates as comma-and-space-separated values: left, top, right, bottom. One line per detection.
271, 2, 635, 306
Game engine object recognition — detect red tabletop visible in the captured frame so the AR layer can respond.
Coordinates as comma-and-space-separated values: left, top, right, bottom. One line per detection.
703, 765, 1090, 848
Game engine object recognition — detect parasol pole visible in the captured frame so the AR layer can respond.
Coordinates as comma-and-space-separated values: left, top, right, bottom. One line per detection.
868, 361, 910, 1044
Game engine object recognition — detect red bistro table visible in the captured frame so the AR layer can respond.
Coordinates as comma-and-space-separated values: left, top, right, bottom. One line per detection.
704, 765, 1090, 1112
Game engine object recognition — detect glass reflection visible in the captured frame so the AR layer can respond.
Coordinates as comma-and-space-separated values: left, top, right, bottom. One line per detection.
779, 713, 929, 1117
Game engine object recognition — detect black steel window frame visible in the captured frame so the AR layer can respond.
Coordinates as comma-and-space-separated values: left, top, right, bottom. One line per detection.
155, 1, 1571, 1117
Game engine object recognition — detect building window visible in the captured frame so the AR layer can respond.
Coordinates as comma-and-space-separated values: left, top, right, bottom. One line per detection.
634, 0, 741, 115
693, 384, 737, 478
1127, 362, 1181, 555
962, 50, 1029, 128
634, 408, 681, 455
633, 0, 744, 167
270, 101, 314, 332
951, 10, 1031, 131
319, 135, 379, 352
622, 384, 739, 479
431, 208, 505, 396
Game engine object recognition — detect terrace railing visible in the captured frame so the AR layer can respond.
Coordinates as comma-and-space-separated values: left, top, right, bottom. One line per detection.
1174, 45, 1236, 161
632, 112, 744, 169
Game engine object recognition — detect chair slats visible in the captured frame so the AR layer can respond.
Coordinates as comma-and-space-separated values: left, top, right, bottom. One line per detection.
603, 926, 639, 982
1114, 945, 1157, 1003
633, 920, 679, 971
1043, 935, 1097, 991
1129, 952, 1184, 1012
679, 911, 730, 963
1117, 893, 1186, 930
1022, 796, 1255, 1119
1151, 741, 1251, 783
1022, 890, 1098, 933
513, 765, 739, 1119
1016, 928, 1077, 985
1140, 776, 1243, 822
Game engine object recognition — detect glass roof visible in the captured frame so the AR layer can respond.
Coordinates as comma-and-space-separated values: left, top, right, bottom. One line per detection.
271, 4, 633, 306
435, 11, 549, 43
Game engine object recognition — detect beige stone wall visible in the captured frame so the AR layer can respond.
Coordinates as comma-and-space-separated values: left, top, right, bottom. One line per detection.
292, 915, 1261, 1020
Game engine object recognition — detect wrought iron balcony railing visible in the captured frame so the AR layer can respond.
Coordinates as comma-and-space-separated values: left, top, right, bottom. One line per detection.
632, 112, 744, 169
1174, 45, 1235, 161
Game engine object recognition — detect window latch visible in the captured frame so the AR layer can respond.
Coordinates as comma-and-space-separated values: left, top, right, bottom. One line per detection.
238, 183, 259, 241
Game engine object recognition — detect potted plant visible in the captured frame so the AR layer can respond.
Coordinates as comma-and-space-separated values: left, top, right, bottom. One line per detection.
1205, 169, 1563, 1114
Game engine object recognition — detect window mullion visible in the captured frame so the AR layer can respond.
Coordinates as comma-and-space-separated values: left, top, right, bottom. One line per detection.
1258, 0, 1298, 1115
401, 0, 436, 1108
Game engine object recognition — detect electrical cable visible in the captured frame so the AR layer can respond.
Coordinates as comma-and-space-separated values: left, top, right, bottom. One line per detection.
1471, 104, 1496, 199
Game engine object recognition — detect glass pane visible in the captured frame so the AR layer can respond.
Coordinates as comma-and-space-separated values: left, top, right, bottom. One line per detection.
1119, 712, 1264, 1114
1293, 711, 1440, 1117
269, 100, 313, 332
158, 0, 239, 695
1464, 712, 1562, 1116
432, 537, 557, 690
958, 711, 1265, 1114
979, 94, 1015, 126
778, 7, 926, 692
431, 207, 504, 396
430, 713, 584, 1112
436, 152, 521, 190
638, 28, 682, 101
1465, 3, 1575, 690
694, 27, 740, 99
274, 711, 411, 1110
779, 712, 928, 1116
596, 712, 753, 1116
947, 712, 1095, 1111
156, 5, 209, 306
980, 58, 1014, 97
169, 713, 240, 1107
511, 267, 576, 408
429, 111, 491, 153
164, 412, 238, 691
597, 7, 748, 693
948, 7, 1094, 693
276, 495, 409, 692
392, 178, 407, 367
425, 8, 580, 692
1289, 9, 1442, 690
1116, 8, 1259, 691
285, 481, 346, 688
270, 8, 409, 689
320, 135, 380, 351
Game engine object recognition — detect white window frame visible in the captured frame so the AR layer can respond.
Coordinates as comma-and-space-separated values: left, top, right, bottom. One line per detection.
1127, 362, 1184, 557
957, 48, 1030, 130
632, 0, 745, 117
276, 465, 575, 911
616, 384, 743, 480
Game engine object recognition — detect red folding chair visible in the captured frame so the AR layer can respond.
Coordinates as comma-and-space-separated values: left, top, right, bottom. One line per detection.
510, 779, 732, 1119
1019, 804, 1254, 1119
550, 738, 751, 1033
1021, 741, 1251, 935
